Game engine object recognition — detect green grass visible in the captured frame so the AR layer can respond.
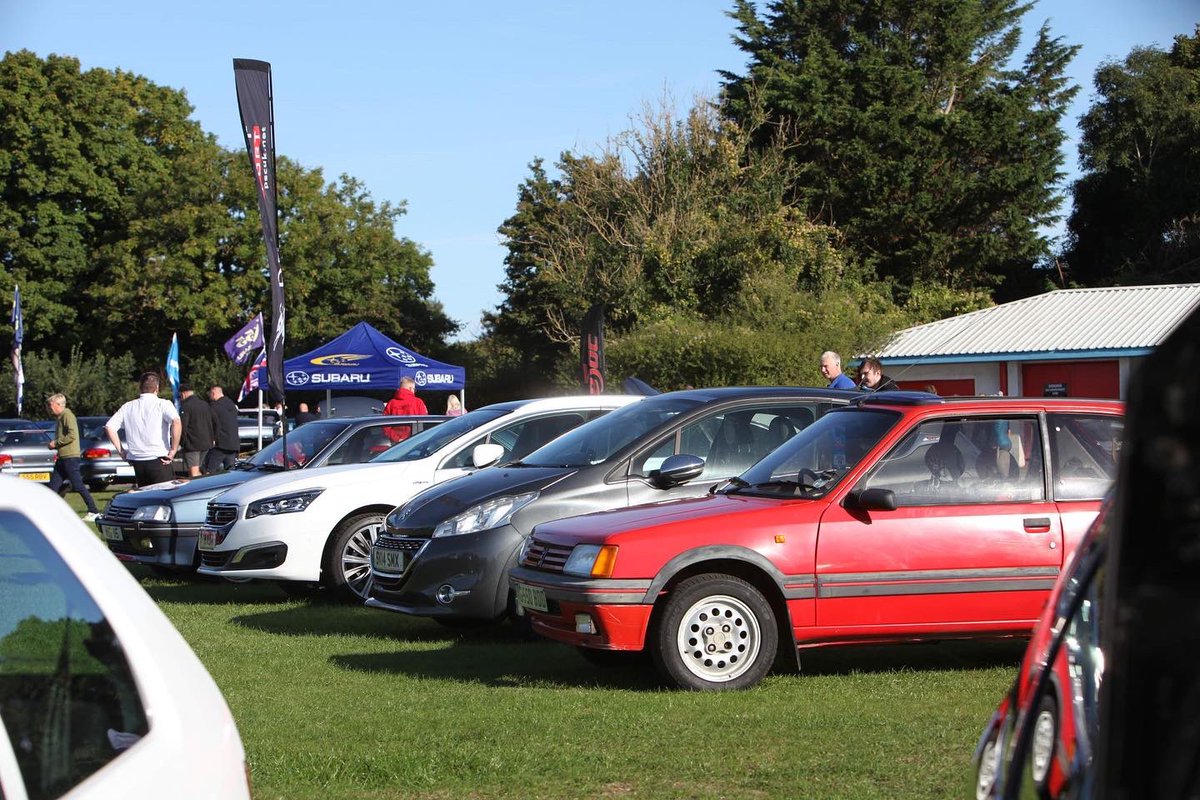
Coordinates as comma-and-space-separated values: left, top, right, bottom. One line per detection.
68, 490, 1021, 799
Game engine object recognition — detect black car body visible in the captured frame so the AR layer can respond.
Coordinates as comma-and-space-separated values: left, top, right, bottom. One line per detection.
99, 415, 444, 571
367, 387, 857, 623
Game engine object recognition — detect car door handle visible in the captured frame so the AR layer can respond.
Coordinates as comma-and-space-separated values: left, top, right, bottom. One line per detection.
1023, 517, 1052, 533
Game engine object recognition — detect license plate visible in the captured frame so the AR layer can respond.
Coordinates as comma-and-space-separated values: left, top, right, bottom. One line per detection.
515, 583, 548, 613
20, 472, 50, 481
199, 528, 221, 551
372, 547, 406, 573
99, 524, 123, 542
116, 465, 135, 477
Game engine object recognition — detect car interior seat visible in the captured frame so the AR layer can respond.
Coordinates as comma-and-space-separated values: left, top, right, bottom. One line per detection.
708, 413, 756, 474
767, 416, 795, 448
925, 440, 964, 487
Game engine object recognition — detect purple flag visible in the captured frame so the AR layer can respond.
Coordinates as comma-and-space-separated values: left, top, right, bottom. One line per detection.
233, 59, 285, 404
223, 312, 264, 364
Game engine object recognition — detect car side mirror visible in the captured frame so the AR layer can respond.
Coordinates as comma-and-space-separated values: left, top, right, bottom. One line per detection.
472, 443, 505, 468
650, 454, 706, 489
845, 487, 897, 511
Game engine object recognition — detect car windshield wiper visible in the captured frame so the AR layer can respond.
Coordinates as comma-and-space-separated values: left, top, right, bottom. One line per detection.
714, 476, 750, 494
232, 460, 257, 471
257, 463, 289, 472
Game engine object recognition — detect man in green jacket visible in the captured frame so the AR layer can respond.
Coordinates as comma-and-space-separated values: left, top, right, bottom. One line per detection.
47, 392, 101, 521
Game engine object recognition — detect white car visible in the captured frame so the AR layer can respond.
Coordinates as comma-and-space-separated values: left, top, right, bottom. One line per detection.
0, 476, 250, 799
196, 395, 638, 599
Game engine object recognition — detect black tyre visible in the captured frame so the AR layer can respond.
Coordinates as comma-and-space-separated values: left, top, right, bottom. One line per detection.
650, 573, 778, 690
325, 513, 383, 601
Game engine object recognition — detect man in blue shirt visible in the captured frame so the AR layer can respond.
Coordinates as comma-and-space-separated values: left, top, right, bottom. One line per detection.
820, 351, 856, 389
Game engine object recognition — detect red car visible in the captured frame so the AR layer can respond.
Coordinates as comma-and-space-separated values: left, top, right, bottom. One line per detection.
973, 501, 1109, 799
510, 393, 1124, 690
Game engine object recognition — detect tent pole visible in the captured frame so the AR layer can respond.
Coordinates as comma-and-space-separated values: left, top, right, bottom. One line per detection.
325, 388, 331, 418
256, 389, 264, 451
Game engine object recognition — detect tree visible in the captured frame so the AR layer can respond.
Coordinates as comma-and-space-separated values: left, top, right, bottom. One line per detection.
0, 51, 456, 376
720, 0, 1079, 300
1062, 26, 1200, 285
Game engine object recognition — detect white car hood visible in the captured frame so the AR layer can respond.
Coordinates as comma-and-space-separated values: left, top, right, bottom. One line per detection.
215, 459, 430, 505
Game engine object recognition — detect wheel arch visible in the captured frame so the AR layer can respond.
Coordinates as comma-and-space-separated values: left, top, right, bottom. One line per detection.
318, 504, 395, 581
644, 547, 794, 657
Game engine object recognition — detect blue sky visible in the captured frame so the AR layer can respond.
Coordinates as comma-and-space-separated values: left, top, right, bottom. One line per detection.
2, 0, 1196, 340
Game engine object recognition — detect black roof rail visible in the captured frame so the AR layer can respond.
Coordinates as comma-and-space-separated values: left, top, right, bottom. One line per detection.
852, 391, 945, 407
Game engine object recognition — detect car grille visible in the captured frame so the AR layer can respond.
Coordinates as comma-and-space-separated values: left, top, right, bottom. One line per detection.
371, 536, 427, 588
103, 505, 136, 522
373, 536, 426, 555
206, 503, 238, 526
199, 550, 234, 569
521, 539, 572, 573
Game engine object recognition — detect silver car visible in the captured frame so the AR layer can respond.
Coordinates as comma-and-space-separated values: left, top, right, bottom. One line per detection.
0, 426, 56, 483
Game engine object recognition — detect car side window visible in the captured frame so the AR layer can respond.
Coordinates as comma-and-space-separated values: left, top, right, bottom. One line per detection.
862, 416, 1045, 506
324, 425, 393, 465
633, 404, 823, 479
1048, 414, 1124, 501
442, 412, 589, 470
0, 510, 149, 798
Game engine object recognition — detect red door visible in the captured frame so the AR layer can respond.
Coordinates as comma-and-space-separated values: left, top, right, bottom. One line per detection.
1022, 361, 1119, 399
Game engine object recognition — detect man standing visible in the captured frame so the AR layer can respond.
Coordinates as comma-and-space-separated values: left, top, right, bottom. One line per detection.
105, 372, 181, 487
46, 393, 102, 521
383, 375, 427, 442
204, 384, 240, 473
293, 401, 319, 427
179, 382, 215, 477
820, 351, 857, 389
858, 356, 899, 392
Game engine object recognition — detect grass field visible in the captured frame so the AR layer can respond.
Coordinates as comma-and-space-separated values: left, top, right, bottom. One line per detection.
70, 489, 1022, 799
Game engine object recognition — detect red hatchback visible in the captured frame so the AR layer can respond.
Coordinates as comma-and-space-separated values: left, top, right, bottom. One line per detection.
510, 393, 1124, 690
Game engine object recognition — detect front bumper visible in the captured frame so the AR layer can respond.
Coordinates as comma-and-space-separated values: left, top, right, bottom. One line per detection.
98, 517, 202, 570
366, 525, 526, 620
508, 566, 655, 650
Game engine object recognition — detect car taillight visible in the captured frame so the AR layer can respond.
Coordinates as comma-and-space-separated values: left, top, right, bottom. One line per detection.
83, 448, 111, 459
0, 454, 11, 467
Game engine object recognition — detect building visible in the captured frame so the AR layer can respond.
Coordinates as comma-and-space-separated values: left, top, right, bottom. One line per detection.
870, 284, 1200, 399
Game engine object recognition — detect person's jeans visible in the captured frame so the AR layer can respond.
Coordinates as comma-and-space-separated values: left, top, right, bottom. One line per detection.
203, 448, 238, 474
49, 456, 99, 513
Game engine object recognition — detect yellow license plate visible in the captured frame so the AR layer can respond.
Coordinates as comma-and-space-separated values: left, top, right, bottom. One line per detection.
20, 472, 51, 481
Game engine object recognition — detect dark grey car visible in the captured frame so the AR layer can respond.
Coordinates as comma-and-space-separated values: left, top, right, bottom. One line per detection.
367, 387, 858, 625
100, 414, 444, 572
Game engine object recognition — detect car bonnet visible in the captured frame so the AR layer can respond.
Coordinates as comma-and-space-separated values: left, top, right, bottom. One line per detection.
392, 464, 577, 529
214, 459, 422, 504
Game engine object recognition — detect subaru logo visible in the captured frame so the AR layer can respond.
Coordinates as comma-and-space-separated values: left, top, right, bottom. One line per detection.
286, 371, 310, 386
415, 370, 427, 386
385, 346, 419, 365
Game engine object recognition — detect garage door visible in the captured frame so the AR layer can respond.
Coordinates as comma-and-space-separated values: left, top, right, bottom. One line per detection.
1021, 361, 1119, 399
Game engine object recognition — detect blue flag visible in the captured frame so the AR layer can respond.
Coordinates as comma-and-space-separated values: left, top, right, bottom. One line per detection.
165, 332, 180, 410
10, 286, 23, 415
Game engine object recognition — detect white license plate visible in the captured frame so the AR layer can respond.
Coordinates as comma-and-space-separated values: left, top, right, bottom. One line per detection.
372, 547, 406, 573
99, 524, 123, 542
198, 528, 221, 551
515, 583, 548, 614
116, 465, 135, 477
20, 472, 50, 481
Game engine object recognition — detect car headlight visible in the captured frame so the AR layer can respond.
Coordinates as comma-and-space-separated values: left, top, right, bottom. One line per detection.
562, 544, 619, 578
432, 492, 539, 537
246, 489, 325, 519
131, 504, 172, 522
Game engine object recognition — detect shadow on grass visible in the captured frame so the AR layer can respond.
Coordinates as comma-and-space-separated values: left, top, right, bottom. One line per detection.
230, 604, 463, 643
136, 571, 289, 606
330, 638, 661, 690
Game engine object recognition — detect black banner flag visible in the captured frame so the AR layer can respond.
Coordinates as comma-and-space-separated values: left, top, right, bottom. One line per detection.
233, 59, 285, 404
580, 303, 605, 395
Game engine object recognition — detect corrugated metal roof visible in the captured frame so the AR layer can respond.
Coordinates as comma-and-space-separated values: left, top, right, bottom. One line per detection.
876, 284, 1200, 359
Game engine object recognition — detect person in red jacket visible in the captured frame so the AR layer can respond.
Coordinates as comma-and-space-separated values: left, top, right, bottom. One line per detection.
383, 376, 428, 442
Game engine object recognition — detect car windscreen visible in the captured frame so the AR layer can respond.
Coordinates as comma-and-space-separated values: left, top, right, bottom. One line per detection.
521, 395, 698, 468
248, 420, 350, 468
371, 407, 512, 462
724, 408, 900, 498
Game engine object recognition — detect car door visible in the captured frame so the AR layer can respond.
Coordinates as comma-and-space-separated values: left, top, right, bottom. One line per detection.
814, 413, 1063, 633
623, 401, 831, 507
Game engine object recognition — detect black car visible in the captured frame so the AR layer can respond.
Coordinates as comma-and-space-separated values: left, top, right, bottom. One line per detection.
99, 414, 444, 572
367, 387, 858, 625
